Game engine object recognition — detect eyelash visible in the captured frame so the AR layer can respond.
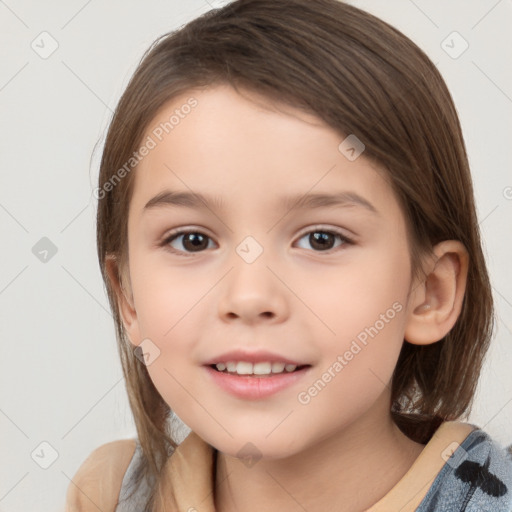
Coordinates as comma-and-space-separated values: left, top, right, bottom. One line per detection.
160, 226, 355, 257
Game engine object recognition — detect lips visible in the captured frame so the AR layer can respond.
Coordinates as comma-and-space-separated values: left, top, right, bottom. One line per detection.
204, 364, 311, 400
202, 348, 312, 399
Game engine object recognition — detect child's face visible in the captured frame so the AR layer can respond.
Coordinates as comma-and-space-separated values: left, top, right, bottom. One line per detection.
122, 84, 417, 458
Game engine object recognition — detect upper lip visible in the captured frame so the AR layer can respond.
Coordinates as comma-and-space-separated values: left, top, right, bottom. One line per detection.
203, 349, 308, 366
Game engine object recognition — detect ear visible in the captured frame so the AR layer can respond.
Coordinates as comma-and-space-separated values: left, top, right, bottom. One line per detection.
104, 254, 142, 347
404, 240, 469, 345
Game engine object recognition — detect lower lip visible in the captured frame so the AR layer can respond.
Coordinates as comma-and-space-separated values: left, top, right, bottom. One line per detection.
204, 365, 311, 400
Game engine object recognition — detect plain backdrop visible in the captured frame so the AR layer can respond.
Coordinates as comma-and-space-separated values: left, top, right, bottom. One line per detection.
0, 0, 511, 510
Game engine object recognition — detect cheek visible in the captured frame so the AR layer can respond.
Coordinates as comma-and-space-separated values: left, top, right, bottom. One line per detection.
310, 300, 406, 404
129, 257, 217, 405
130, 255, 206, 340
299, 250, 410, 344
294, 304, 407, 441
299, 249, 410, 400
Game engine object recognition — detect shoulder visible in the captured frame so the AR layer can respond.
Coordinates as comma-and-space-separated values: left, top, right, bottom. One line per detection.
65, 438, 138, 512
419, 427, 512, 511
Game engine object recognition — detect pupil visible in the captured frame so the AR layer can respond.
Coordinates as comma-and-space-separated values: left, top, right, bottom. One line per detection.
311, 232, 333, 250
184, 233, 208, 251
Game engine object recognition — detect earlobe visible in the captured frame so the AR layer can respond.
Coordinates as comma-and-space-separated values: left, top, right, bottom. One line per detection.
104, 254, 141, 347
404, 240, 469, 346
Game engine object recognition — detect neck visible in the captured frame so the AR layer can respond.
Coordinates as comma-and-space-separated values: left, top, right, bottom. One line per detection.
214, 400, 425, 512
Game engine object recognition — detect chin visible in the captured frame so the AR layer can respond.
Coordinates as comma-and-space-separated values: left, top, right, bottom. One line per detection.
199, 429, 307, 462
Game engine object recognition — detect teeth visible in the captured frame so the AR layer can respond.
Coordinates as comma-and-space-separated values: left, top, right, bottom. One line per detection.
236, 361, 253, 375
214, 361, 300, 375
253, 362, 272, 375
271, 362, 285, 373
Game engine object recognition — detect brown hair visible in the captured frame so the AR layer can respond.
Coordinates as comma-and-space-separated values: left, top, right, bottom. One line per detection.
96, 0, 494, 508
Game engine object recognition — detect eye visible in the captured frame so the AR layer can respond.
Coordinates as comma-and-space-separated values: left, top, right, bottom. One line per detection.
294, 227, 353, 252
162, 230, 216, 255
161, 226, 354, 256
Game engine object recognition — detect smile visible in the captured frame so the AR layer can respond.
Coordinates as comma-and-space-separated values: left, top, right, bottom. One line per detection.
212, 361, 307, 375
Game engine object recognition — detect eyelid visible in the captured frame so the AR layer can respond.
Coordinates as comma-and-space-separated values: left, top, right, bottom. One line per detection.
162, 224, 354, 241
160, 224, 355, 255
295, 224, 355, 242
160, 226, 217, 248
162, 225, 213, 239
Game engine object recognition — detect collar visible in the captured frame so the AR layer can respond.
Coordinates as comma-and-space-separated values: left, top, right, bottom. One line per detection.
161, 421, 476, 511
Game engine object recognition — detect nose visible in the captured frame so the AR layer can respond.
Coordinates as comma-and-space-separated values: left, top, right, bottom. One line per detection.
217, 257, 289, 325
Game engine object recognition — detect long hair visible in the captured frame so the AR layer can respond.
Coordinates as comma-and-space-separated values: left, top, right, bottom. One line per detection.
95, 1, 494, 508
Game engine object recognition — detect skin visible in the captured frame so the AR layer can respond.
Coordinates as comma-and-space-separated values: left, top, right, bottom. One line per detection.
107, 84, 469, 511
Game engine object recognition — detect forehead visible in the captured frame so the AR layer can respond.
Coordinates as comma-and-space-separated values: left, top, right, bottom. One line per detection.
129, 84, 398, 220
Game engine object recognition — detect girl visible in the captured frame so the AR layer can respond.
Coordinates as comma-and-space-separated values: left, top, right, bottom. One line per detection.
66, 0, 512, 510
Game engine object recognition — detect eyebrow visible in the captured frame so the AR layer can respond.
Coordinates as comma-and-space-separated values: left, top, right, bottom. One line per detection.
143, 189, 379, 215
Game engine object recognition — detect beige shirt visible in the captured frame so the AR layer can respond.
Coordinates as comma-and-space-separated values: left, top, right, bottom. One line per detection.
65, 420, 476, 511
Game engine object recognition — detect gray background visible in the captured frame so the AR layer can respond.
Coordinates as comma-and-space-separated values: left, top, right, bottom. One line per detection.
0, 0, 511, 510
